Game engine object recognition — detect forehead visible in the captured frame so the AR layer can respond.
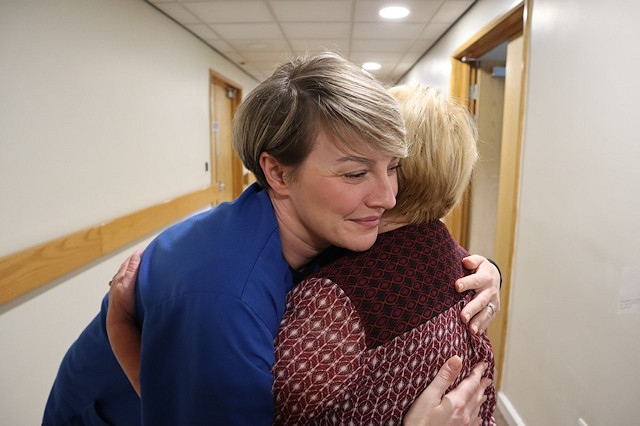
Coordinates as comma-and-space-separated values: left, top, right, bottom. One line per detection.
307, 127, 396, 168
310, 126, 370, 158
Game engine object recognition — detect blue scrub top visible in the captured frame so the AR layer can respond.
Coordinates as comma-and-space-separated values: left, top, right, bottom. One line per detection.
43, 184, 294, 426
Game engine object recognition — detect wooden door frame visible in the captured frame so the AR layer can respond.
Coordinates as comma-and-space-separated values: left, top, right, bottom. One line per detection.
449, 0, 530, 388
209, 70, 243, 200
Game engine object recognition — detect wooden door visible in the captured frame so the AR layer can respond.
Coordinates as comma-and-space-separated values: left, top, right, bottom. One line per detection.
449, 1, 529, 388
210, 71, 243, 204
467, 59, 506, 263
488, 34, 524, 385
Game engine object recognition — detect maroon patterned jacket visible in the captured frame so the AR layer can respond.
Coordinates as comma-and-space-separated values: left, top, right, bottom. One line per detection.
273, 220, 496, 425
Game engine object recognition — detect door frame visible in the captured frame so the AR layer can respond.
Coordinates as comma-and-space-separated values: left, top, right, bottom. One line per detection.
448, 0, 530, 388
209, 70, 243, 203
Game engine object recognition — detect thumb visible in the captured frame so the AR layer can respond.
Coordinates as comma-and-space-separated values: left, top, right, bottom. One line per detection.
430, 355, 463, 395
401, 355, 464, 425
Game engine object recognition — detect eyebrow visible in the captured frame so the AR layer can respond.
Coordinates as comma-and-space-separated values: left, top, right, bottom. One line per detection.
336, 155, 376, 166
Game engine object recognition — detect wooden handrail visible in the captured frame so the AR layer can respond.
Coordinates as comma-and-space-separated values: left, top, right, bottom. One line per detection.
0, 186, 218, 305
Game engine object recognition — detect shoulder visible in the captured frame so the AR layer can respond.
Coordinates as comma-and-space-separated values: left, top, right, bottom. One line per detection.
274, 277, 366, 422
152, 184, 275, 249
278, 277, 363, 342
138, 185, 291, 316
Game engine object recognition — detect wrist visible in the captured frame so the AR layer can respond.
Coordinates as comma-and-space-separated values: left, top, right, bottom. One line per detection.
486, 258, 502, 289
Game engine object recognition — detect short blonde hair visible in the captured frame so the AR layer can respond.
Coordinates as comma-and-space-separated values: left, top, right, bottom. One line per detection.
232, 51, 407, 189
386, 84, 478, 223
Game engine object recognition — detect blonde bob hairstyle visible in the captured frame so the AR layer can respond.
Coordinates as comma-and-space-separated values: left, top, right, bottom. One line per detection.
232, 51, 407, 189
385, 84, 478, 223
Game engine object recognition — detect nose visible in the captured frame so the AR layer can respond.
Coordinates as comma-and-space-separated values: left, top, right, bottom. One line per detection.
371, 172, 397, 210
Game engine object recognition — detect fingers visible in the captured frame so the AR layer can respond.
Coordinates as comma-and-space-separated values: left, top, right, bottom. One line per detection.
106, 253, 144, 398
122, 249, 143, 289
467, 360, 488, 384
452, 361, 489, 404
457, 256, 501, 334
461, 295, 500, 334
402, 359, 491, 426
456, 255, 497, 293
438, 361, 490, 425
402, 356, 464, 426
108, 249, 144, 319
430, 355, 463, 394
460, 254, 485, 272
110, 249, 144, 289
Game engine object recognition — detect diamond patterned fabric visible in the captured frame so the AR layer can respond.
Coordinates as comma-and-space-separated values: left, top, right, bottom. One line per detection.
273, 221, 496, 425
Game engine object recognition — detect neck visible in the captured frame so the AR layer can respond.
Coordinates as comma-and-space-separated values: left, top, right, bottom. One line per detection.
378, 214, 409, 233
269, 192, 326, 270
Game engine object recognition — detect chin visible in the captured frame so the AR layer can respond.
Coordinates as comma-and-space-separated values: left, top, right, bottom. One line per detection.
342, 233, 378, 252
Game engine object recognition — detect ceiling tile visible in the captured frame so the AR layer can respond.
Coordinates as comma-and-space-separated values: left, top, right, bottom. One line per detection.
353, 22, 425, 39
143, 0, 478, 83
281, 22, 351, 39
227, 38, 291, 51
271, 1, 352, 22
432, 0, 476, 23
288, 39, 350, 53
211, 22, 284, 39
233, 50, 294, 63
182, 1, 272, 23
154, 2, 200, 24
351, 38, 414, 52
349, 51, 404, 63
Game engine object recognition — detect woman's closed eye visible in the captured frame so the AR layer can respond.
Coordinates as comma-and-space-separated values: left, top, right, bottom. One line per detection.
343, 170, 368, 180
343, 163, 400, 180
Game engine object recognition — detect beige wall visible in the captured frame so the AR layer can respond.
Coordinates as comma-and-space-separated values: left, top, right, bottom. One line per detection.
0, 1, 257, 424
4, 1, 640, 424
403, 0, 640, 424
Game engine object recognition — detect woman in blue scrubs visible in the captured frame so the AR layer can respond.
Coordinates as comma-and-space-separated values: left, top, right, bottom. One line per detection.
44, 52, 500, 426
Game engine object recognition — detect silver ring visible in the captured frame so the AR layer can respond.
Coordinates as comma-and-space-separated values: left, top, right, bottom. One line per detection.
487, 302, 495, 316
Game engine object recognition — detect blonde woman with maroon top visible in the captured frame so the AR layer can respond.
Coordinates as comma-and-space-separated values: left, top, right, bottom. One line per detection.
272, 84, 496, 425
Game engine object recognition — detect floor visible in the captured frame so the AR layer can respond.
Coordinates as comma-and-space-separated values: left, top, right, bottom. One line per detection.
495, 408, 509, 426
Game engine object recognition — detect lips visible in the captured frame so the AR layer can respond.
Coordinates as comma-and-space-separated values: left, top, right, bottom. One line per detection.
351, 216, 382, 229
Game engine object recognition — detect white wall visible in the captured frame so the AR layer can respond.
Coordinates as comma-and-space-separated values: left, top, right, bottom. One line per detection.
403, 0, 640, 424
504, 0, 640, 424
0, 1, 257, 424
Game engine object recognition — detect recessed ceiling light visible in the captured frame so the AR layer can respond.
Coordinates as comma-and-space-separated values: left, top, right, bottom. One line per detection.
362, 62, 381, 71
379, 6, 410, 19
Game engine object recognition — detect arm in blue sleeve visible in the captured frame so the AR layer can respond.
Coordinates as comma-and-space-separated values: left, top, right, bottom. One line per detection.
43, 294, 141, 426
139, 293, 276, 426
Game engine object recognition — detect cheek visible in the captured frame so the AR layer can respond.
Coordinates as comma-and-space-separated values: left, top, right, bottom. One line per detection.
314, 181, 360, 216
391, 175, 399, 197
297, 183, 353, 227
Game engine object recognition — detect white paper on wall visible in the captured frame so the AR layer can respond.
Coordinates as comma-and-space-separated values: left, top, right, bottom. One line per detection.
619, 266, 640, 313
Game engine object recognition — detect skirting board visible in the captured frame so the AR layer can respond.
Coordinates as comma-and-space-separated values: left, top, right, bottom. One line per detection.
497, 391, 526, 426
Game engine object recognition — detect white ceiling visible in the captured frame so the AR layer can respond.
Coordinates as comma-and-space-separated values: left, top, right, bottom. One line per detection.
146, 0, 477, 84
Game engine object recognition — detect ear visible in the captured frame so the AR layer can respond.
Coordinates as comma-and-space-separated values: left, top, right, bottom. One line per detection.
259, 152, 289, 195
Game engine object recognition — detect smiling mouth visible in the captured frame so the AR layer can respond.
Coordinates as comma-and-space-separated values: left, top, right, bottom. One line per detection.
351, 216, 382, 229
